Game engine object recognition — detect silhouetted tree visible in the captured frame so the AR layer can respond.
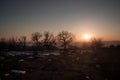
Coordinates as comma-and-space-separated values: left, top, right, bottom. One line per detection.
0, 38, 7, 50
8, 37, 17, 50
31, 32, 42, 47
18, 36, 27, 48
116, 44, 120, 49
57, 31, 74, 50
90, 38, 104, 50
109, 44, 115, 49
42, 31, 56, 50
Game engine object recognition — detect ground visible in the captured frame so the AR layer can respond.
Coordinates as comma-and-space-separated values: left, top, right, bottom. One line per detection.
0, 49, 120, 80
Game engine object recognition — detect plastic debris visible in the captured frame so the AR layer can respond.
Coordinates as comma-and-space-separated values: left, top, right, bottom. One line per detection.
4, 73, 10, 76
10, 70, 26, 74
19, 59, 24, 62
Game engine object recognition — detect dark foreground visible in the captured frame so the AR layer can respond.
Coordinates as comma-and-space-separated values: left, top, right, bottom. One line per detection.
0, 49, 120, 80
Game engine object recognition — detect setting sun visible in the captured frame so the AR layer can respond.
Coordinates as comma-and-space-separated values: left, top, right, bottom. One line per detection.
82, 34, 91, 41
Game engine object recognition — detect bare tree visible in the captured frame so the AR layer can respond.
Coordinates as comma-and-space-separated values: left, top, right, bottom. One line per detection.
8, 37, 17, 50
90, 38, 104, 50
0, 38, 7, 50
57, 31, 73, 50
31, 32, 42, 47
18, 36, 27, 48
43, 31, 56, 49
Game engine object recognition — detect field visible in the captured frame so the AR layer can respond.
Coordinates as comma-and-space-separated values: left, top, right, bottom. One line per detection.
0, 48, 120, 80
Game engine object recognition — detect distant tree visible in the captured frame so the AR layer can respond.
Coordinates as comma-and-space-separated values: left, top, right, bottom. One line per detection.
42, 31, 56, 50
31, 32, 42, 47
18, 36, 27, 48
90, 38, 104, 50
8, 37, 17, 50
109, 44, 115, 49
57, 31, 74, 50
0, 38, 7, 50
116, 44, 120, 48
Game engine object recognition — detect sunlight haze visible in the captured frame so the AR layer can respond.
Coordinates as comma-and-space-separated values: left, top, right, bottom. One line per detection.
0, 0, 120, 41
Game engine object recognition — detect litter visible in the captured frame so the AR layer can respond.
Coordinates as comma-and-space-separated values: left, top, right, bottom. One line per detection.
10, 70, 26, 74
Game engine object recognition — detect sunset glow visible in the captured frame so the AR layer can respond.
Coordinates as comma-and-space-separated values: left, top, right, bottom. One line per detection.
0, 0, 120, 41
0, 1, 120, 80
82, 34, 91, 41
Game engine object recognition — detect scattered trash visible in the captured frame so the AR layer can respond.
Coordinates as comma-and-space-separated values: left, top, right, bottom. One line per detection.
4, 73, 10, 76
38, 51, 60, 56
28, 56, 33, 59
10, 70, 26, 74
7, 51, 33, 56
86, 76, 90, 79
19, 59, 24, 62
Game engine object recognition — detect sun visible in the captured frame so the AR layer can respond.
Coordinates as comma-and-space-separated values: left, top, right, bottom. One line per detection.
82, 34, 91, 41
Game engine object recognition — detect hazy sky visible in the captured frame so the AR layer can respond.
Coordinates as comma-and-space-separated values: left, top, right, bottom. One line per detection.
0, 0, 120, 41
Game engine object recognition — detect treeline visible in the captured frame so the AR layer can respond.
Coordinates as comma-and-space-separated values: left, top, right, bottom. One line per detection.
0, 31, 74, 51
0, 31, 120, 51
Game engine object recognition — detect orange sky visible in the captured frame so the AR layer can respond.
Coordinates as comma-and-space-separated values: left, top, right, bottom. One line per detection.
0, 0, 120, 41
